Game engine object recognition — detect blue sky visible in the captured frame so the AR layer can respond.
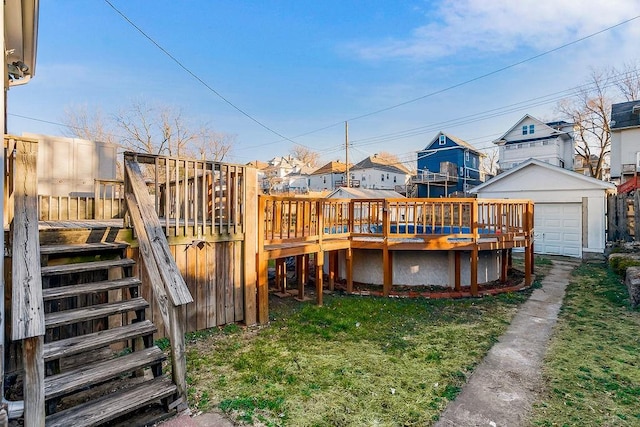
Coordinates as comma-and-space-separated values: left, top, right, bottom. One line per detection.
7, 0, 640, 166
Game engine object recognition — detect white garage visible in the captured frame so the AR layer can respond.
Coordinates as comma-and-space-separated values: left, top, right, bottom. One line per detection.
471, 159, 616, 258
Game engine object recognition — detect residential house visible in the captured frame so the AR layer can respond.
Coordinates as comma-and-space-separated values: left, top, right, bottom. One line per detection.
255, 155, 312, 193
414, 132, 484, 197
610, 100, 640, 188
493, 115, 575, 172
351, 155, 411, 192
308, 161, 349, 191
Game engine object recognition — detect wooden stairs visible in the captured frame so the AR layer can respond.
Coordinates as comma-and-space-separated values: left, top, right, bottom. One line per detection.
39, 241, 179, 426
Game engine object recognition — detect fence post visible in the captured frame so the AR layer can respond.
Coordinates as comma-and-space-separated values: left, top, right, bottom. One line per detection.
607, 194, 616, 241
617, 195, 630, 241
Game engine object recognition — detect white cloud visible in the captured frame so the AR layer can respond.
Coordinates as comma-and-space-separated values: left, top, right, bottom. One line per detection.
350, 0, 640, 61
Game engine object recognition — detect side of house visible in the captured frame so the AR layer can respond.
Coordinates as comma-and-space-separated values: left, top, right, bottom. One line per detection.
351, 155, 411, 191
493, 115, 574, 172
308, 161, 348, 191
415, 132, 483, 197
610, 100, 640, 186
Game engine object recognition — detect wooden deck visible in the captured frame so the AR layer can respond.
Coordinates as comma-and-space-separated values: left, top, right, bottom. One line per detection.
257, 196, 535, 324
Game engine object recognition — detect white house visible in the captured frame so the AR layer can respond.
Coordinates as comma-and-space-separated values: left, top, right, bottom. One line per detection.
610, 100, 640, 185
493, 115, 575, 172
351, 155, 411, 191
471, 158, 616, 258
255, 156, 312, 193
308, 161, 348, 191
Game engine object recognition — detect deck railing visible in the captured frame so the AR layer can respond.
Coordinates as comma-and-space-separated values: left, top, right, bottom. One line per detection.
38, 179, 126, 221
260, 196, 533, 244
123, 152, 246, 238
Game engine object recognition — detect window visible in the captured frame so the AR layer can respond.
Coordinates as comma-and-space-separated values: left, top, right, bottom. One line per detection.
529, 124, 535, 134
522, 125, 528, 135
439, 135, 446, 145
465, 151, 470, 161
472, 157, 477, 168
381, 174, 384, 182
393, 176, 397, 183
323, 176, 326, 184
386, 173, 389, 179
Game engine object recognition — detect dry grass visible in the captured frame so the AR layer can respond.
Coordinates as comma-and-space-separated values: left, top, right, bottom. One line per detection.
183, 265, 544, 427
530, 262, 640, 426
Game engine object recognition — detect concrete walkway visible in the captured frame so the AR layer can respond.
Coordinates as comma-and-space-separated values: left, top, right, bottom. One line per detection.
435, 258, 580, 427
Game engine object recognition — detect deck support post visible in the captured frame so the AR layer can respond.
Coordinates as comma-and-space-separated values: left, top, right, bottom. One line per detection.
315, 252, 324, 306
328, 251, 337, 291
275, 258, 286, 294
470, 248, 478, 296
382, 246, 392, 297
256, 252, 269, 324
500, 249, 508, 283
524, 201, 534, 286
524, 244, 532, 286
454, 251, 461, 292
295, 254, 307, 300
345, 248, 353, 294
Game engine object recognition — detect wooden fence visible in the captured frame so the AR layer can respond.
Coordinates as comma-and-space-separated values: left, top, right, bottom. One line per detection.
123, 152, 258, 329
608, 192, 640, 241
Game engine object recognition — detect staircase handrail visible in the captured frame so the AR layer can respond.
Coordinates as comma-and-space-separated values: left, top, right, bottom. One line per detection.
124, 158, 193, 405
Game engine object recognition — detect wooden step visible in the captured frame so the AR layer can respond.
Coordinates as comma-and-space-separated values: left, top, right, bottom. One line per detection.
40, 242, 130, 256
45, 346, 166, 400
41, 258, 136, 276
44, 320, 157, 362
45, 376, 176, 427
43, 277, 141, 301
45, 298, 148, 328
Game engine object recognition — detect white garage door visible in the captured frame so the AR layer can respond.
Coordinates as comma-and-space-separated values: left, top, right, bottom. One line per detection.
534, 203, 582, 258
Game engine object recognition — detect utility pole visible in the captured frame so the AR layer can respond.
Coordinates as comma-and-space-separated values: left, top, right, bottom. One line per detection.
345, 121, 350, 188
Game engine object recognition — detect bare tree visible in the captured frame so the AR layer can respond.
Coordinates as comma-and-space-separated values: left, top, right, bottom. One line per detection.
481, 147, 499, 177
374, 151, 400, 164
62, 100, 235, 161
193, 128, 235, 162
290, 144, 320, 167
61, 105, 117, 144
556, 69, 613, 180
614, 62, 640, 101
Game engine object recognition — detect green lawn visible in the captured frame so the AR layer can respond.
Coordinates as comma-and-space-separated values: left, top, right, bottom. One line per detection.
530, 262, 640, 426
184, 275, 542, 426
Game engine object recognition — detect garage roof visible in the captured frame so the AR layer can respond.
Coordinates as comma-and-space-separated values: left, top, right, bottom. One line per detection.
470, 158, 616, 194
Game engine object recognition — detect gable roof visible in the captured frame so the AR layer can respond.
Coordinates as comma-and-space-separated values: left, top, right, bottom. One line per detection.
470, 158, 616, 193
311, 161, 349, 176
422, 132, 484, 156
351, 155, 411, 174
611, 100, 640, 130
492, 114, 567, 144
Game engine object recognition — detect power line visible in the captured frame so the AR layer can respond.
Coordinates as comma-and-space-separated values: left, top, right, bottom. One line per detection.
103, 0, 304, 148
250, 15, 640, 148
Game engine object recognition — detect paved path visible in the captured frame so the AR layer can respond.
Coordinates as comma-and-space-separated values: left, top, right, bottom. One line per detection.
435, 258, 580, 427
